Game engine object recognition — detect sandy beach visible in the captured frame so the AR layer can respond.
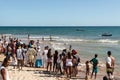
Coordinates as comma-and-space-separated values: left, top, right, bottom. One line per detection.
0, 54, 120, 80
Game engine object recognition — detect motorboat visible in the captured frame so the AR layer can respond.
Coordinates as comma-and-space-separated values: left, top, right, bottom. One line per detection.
101, 33, 112, 36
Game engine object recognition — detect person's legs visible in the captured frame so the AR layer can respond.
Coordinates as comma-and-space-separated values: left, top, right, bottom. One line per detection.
47, 62, 49, 71
69, 66, 72, 78
42, 58, 45, 68
53, 62, 55, 72
95, 73, 97, 79
75, 67, 78, 77
32, 62, 34, 67
17, 60, 20, 69
95, 68, 98, 79
43, 58, 46, 68
59, 64, 63, 74
21, 60, 24, 70
91, 70, 94, 79
55, 62, 57, 72
107, 68, 112, 80
107, 72, 111, 80
66, 66, 69, 77
50, 62, 52, 72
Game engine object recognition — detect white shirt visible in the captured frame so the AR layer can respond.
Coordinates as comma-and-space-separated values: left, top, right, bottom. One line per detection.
17, 48, 23, 60
36, 49, 42, 59
66, 59, 73, 66
43, 50, 48, 60
106, 57, 111, 67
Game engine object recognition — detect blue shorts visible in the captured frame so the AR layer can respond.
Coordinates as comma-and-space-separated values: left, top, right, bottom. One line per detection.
93, 66, 98, 73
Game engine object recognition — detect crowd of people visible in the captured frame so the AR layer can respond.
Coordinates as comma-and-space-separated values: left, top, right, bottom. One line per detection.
0, 35, 115, 80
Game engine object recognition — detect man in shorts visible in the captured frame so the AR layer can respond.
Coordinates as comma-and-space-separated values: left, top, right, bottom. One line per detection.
90, 54, 99, 79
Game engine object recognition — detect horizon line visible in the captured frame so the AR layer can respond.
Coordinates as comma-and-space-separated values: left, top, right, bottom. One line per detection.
0, 25, 120, 27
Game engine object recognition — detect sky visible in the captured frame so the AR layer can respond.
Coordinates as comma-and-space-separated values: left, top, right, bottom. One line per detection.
0, 0, 120, 26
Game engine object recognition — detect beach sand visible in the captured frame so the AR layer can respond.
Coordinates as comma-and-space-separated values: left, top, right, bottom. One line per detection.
0, 54, 120, 80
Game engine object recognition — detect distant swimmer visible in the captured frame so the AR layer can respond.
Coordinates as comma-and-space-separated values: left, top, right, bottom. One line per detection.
28, 34, 30, 40
50, 35, 52, 41
42, 37, 44, 41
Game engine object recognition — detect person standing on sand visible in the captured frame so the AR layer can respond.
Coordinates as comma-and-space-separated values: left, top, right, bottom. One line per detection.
26, 45, 37, 67
106, 51, 115, 79
42, 46, 48, 68
16, 45, 24, 70
56, 54, 63, 74
85, 61, 90, 76
66, 52, 73, 78
72, 56, 78, 77
53, 50, 58, 72
85, 61, 90, 80
90, 54, 99, 79
35, 46, 42, 68
0, 57, 11, 80
47, 49, 53, 72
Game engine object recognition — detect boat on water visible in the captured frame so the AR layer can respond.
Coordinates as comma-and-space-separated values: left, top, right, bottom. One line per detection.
101, 33, 112, 36
76, 29, 85, 31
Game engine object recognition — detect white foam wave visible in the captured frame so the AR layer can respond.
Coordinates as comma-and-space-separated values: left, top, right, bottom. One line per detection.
10, 34, 120, 44
56, 38, 85, 42
51, 42, 65, 50
30, 36, 59, 39
97, 39, 119, 43
2, 34, 12, 36
57, 38, 120, 44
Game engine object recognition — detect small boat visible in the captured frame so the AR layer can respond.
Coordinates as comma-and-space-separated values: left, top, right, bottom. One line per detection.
76, 29, 85, 31
101, 33, 112, 36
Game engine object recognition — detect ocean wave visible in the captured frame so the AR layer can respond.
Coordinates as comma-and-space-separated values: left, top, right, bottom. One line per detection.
51, 42, 66, 50
97, 39, 119, 43
56, 38, 86, 42
11, 34, 120, 44
30, 36, 60, 39
57, 38, 120, 44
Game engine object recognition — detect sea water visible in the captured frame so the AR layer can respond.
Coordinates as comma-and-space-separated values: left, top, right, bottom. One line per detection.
0, 26, 120, 69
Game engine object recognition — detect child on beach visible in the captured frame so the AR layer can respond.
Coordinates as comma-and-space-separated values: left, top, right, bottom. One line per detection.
85, 61, 90, 80
16, 45, 24, 70
86, 61, 90, 76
